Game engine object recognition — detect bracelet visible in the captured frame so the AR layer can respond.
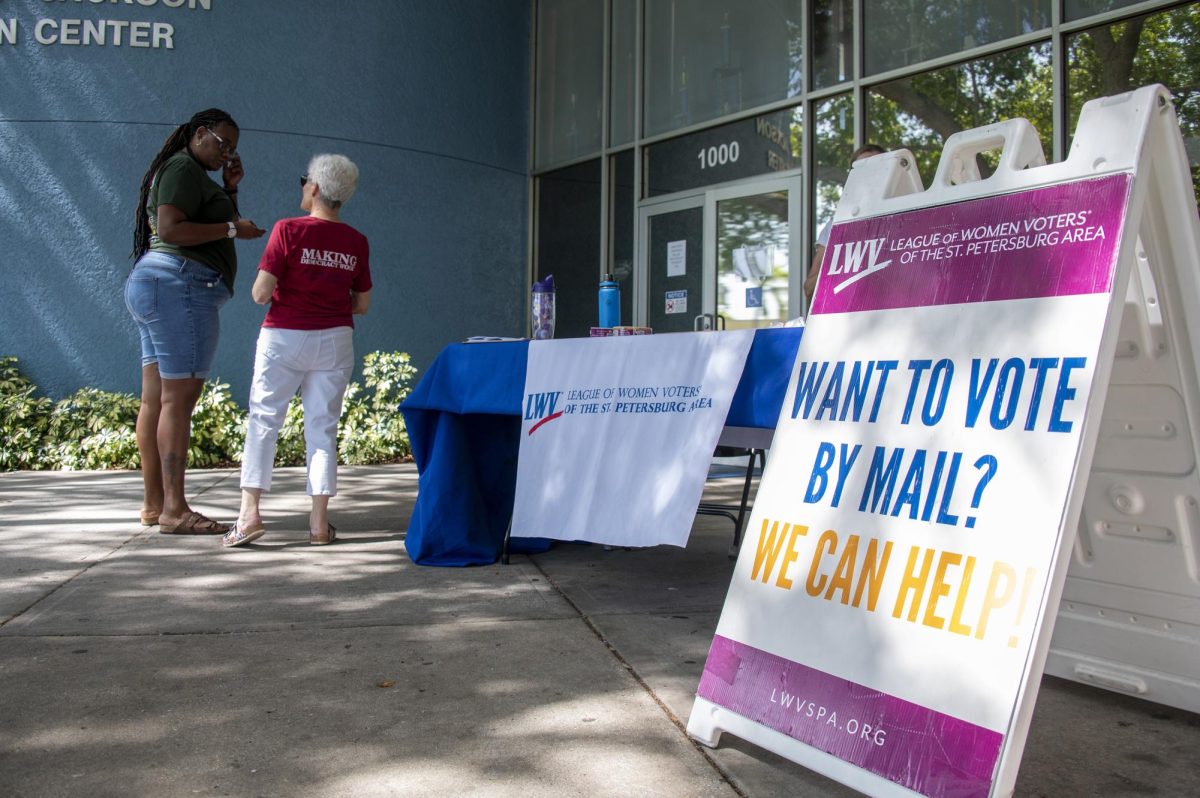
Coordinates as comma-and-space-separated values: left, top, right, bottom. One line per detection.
224, 187, 238, 194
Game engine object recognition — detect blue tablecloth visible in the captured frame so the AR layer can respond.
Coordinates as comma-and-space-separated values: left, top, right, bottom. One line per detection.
400, 328, 803, 566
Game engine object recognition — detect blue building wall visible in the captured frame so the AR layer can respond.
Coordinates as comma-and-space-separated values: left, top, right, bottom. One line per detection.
0, 0, 530, 401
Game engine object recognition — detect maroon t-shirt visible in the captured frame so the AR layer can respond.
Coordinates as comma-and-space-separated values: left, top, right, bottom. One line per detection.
259, 216, 372, 330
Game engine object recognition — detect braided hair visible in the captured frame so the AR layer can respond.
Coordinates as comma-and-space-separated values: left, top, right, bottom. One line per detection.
131, 108, 237, 260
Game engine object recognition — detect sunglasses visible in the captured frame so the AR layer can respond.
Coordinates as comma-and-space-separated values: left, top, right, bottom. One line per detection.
204, 127, 237, 157
300, 175, 309, 187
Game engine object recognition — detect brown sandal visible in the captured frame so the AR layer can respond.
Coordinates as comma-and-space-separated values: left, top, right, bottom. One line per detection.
309, 522, 337, 546
160, 511, 230, 535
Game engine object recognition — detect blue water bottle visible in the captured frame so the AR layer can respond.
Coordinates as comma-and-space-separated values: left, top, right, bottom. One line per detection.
598, 273, 620, 328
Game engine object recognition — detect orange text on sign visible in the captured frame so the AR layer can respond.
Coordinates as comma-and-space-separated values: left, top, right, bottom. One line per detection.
749, 518, 1036, 647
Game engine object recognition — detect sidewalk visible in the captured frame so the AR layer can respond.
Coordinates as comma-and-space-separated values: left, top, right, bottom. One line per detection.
1, 464, 1197, 797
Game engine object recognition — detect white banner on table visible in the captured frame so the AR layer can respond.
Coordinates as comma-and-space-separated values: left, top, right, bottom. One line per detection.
513, 330, 754, 548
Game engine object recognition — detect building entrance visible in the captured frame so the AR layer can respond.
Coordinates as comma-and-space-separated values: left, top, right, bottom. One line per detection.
636, 174, 801, 332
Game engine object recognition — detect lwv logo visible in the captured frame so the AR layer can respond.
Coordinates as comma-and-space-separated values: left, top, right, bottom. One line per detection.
827, 237, 891, 293
524, 391, 564, 435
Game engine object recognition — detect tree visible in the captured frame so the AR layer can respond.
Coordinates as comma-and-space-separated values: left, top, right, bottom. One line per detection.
851, 4, 1198, 202
867, 44, 1054, 185
1068, 6, 1200, 204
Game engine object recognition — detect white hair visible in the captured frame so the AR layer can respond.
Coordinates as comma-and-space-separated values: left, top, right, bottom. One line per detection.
306, 153, 359, 207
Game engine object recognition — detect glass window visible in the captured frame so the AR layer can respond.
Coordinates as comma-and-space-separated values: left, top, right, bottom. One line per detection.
717, 191, 791, 328
646, 108, 802, 197
813, 93, 855, 237
811, 0, 854, 89
536, 160, 601, 338
1067, 4, 1200, 205
535, 0, 604, 169
1065, 1, 1147, 22
610, 150, 636, 326
611, 0, 637, 147
644, 0, 804, 137
864, 2, 1050, 76
866, 43, 1053, 186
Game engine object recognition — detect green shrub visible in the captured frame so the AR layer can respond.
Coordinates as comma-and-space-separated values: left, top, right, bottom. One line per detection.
339, 351, 418, 464
0, 357, 52, 471
0, 351, 418, 472
189, 381, 247, 468
273, 395, 308, 467
44, 387, 141, 470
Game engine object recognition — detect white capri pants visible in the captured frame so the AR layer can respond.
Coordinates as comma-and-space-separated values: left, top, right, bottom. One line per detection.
241, 326, 353, 496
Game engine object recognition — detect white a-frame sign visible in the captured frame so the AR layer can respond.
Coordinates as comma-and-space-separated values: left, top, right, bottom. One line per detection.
688, 84, 1200, 798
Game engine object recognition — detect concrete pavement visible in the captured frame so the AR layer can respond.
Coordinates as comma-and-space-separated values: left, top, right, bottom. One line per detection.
1, 464, 1198, 797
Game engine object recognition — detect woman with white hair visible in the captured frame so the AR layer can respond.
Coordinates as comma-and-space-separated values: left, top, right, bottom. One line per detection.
223, 153, 373, 548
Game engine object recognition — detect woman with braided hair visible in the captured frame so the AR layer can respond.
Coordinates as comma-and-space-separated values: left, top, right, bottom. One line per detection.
125, 108, 265, 535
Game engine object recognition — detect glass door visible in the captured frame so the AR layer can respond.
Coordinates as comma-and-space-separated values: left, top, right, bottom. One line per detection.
635, 176, 801, 331
712, 178, 800, 328
638, 195, 704, 333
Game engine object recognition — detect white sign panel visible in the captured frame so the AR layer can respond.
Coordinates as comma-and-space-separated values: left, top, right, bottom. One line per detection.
667, 239, 687, 277
513, 331, 754, 548
692, 174, 1132, 797
665, 289, 688, 314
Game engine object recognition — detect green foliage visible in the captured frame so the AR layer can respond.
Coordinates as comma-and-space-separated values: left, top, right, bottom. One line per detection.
866, 44, 1055, 186
44, 387, 141, 470
189, 381, 247, 468
846, 3, 1199, 202
273, 395, 308, 467
0, 351, 418, 472
339, 351, 418, 465
0, 357, 52, 471
1067, 6, 1200, 205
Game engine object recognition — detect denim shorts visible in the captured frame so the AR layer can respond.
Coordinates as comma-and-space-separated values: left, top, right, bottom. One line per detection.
124, 251, 231, 380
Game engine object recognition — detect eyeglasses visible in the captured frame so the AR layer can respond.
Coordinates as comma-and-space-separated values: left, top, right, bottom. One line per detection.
300, 175, 309, 187
205, 127, 237, 156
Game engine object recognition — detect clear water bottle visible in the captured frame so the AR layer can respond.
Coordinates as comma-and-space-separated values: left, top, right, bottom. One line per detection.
598, 273, 619, 328
531, 274, 555, 339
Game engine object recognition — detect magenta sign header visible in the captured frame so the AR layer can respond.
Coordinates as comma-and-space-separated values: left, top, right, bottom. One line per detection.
811, 174, 1132, 315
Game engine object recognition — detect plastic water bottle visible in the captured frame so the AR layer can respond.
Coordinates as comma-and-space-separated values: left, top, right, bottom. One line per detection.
598, 273, 620, 328
531, 274, 555, 339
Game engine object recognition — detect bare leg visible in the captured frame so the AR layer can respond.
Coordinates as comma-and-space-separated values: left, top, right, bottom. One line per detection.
157, 377, 204, 525
310, 494, 331, 538
136, 364, 164, 521
238, 488, 264, 529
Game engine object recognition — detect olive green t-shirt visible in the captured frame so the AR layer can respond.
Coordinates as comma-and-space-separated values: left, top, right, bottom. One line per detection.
147, 151, 237, 291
